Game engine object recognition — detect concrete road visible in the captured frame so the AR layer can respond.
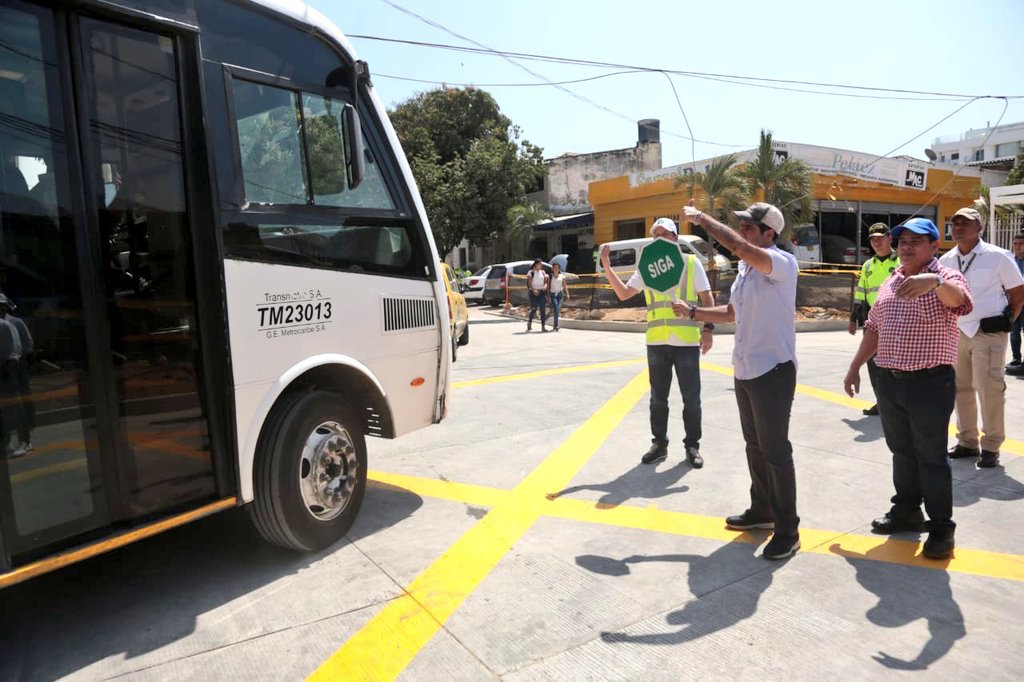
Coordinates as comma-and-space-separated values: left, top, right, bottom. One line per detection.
2, 304, 1023, 681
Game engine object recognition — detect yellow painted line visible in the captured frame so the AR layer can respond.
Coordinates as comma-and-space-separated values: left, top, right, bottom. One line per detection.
363, 470, 1024, 584
367, 470, 511, 508
0, 497, 238, 589
10, 458, 87, 484
308, 370, 650, 682
543, 498, 1024, 583
699, 359, 1024, 457
452, 358, 644, 389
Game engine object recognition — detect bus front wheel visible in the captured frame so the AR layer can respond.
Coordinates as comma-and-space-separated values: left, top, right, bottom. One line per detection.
250, 390, 367, 551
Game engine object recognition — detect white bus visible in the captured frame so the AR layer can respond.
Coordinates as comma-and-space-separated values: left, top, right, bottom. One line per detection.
0, 0, 450, 587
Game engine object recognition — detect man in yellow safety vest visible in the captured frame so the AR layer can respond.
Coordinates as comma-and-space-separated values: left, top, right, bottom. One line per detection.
601, 217, 715, 468
848, 222, 898, 416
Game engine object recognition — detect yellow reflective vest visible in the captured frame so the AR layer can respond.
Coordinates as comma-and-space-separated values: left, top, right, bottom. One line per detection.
643, 254, 702, 345
855, 253, 899, 307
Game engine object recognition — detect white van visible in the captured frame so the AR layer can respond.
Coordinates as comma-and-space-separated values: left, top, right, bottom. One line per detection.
596, 236, 734, 279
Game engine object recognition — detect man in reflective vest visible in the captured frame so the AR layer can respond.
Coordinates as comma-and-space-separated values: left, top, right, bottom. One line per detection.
848, 222, 898, 416
600, 217, 715, 468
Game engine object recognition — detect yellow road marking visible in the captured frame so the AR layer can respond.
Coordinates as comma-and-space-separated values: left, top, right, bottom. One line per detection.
366, 471, 1024, 584
309, 370, 650, 682
452, 358, 644, 389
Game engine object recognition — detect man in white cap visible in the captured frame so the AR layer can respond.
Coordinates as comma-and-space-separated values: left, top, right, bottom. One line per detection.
600, 217, 715, 469
679, 201, 801, 560
938, 207, 1024, 468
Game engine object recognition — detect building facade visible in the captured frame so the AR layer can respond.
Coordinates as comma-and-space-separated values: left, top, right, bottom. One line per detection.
929, 120, 1023, 184
590, 141, 984, 260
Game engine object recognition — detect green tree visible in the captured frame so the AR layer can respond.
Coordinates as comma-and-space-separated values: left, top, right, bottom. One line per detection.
505, 201, 551, 257
389, 88, 546, 256
736, 129, 814, 239
674, 154, 750, 266
1007, 148, 1024, 185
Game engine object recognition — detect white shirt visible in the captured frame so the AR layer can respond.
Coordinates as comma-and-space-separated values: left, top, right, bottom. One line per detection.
730, 246, 798, 380
627, 255, 711, 347
528, 270, 547, 291
938, 239, 1024, 338
549, 273, 565, 294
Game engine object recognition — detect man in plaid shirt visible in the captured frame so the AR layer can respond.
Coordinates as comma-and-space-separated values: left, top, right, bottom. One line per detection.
843, 218, 972, 560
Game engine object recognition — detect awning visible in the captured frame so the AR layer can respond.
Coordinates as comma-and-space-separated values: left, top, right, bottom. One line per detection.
532, 211, 594, 231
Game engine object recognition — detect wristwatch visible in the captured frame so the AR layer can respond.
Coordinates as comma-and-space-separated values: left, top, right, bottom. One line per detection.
702, 323, 715, 332
934, 274, 944, 290
687, 303, 698, 320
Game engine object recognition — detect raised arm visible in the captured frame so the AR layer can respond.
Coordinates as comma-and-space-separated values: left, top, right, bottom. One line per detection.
680, 206, 775, 274
599, 245, 642, 301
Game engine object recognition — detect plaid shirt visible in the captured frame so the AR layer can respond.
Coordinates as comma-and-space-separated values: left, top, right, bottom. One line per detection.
866, 258, 973, 371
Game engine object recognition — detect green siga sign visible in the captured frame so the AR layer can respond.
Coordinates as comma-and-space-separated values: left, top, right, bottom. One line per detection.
638, 237, 686, 293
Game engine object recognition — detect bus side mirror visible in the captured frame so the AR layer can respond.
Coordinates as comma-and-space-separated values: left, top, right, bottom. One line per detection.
343, 103, 365, 189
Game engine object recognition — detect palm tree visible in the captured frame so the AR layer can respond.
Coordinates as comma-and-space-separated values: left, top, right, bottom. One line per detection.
736, 130, 814, 240
673, 154, 750, 270
503, 200, 550, 260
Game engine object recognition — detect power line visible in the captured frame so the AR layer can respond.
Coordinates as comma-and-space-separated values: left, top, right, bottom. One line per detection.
375, 68, 648, 88
371, 1, 748, 148
349, 33, 1024, 101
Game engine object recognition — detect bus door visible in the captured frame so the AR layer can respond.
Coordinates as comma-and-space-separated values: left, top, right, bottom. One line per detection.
0, 2, 217, 569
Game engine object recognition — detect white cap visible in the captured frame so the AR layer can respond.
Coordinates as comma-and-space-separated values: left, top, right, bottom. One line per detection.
650, 217, 678, 235
733, 202, 785, 234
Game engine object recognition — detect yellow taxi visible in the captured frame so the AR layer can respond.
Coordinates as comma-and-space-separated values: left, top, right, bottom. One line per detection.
441, 262, 469, 361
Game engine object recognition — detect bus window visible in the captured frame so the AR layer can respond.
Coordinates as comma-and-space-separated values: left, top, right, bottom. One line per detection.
233, 81, 309, 205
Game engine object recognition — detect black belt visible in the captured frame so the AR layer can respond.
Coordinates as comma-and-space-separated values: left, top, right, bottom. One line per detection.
880, 364, 952, 378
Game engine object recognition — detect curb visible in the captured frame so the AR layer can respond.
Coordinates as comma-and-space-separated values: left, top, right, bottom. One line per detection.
483, 310, 850, 335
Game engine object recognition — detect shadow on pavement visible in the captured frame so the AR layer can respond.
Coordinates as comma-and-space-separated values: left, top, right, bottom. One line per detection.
840, 415, 884, 443
0, 482, 422, 681
830, 540, 965, 670
951, 462, 1024, 508
576, 540, 782, 645
546, 461, 692, 509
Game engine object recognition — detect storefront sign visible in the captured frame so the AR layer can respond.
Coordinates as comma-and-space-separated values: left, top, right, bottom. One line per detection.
772, 141, 929, 191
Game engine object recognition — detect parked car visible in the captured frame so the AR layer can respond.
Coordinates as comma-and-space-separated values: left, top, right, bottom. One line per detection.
822, 234, 871, 265
462, 265, 492, 302
789, 224, 821, 269
481, 260, 580, 306
595, 236, 734, 280
441, 262, 469, 361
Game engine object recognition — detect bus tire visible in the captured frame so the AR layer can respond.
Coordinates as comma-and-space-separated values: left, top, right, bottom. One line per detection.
249, 390, 367, 551
458, 322, 469, 346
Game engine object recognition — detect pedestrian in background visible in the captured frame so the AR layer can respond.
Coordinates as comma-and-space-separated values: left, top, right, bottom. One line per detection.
0, 295, 22, 459
844, 218, 972, 560
601, 216, 714, 470
680, 202, 801, 560
526, 258, 549, 332
939, 208, 1024, 468
1007, 232, 1024, 375
1, 296, 34, 457
848, 222, 899, 416
549, 262, 569, 332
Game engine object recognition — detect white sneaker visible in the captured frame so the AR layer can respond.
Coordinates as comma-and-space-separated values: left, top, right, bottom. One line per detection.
11, 442, 32, 457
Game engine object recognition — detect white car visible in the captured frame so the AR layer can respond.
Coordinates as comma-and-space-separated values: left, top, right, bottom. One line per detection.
462, 266, 492, 302
597, 236, 734, 279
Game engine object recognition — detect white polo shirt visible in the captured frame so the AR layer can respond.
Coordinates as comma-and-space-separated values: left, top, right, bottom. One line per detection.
938, 239, 1024, 338
730, 246, 798, 380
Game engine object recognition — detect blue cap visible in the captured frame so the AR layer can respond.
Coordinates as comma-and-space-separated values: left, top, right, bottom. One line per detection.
892, 217, 939, 241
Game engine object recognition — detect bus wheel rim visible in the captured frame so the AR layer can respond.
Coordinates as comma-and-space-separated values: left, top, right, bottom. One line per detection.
299, 420, 358, 521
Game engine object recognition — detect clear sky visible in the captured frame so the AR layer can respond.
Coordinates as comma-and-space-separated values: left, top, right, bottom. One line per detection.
314, 0, 1024, 167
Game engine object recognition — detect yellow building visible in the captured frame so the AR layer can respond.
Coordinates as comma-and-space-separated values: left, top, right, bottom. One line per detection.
590, 142, 982, 255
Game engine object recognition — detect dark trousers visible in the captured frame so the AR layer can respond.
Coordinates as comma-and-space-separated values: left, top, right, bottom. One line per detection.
0, 360, 19, 450
527, 291, 546, 325
647, 344, 701, 449
1011, 315, 1022, 363
734, 361, 799, 536
866, 357, 880, 404
875, 365, 956, 530
15, 358, 33, 442
550, 291, 563, 328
